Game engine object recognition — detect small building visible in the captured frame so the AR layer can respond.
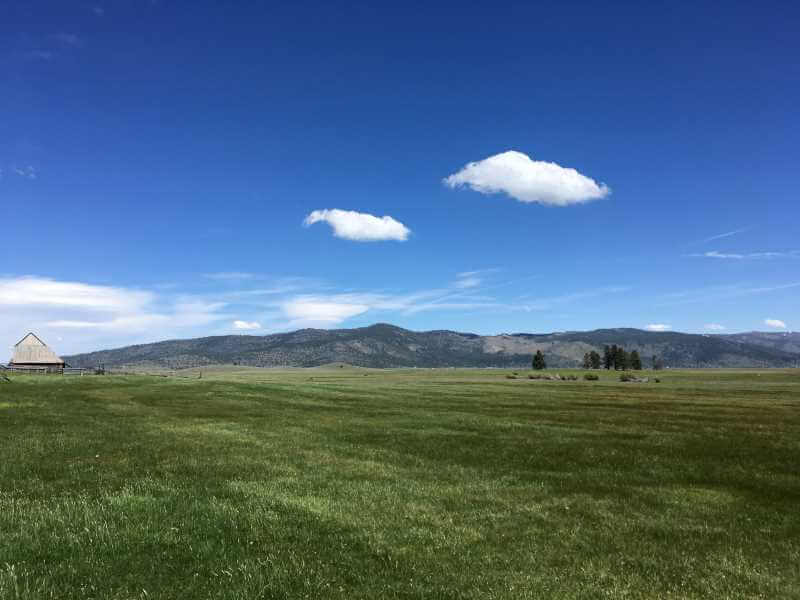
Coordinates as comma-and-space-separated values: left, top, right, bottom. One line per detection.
10, 333, 66, 372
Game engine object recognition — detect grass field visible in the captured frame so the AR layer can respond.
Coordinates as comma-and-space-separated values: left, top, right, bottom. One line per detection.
1, 368, 798, 599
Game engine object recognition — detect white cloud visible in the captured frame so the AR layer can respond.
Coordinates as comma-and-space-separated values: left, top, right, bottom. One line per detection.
645, 324, 671, 332
657, 282, 800, 307
690, 250, 797, 260
282, 296, 370, 325
0, 276, 228, 355
454, 276, 480, 289
764, 318, 787, 329
11, 166, 37, 180
443, 150, 610, 206
233, 320, 261, 330
689, 227, 751, 246
303, 209, 410, 241
704, 323, 726, 331
0, 276, 152, 312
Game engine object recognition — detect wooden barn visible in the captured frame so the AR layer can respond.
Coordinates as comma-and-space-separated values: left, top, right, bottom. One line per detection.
10, 333, 66, 372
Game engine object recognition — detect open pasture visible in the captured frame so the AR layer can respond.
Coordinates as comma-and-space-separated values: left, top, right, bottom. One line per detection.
1, 368, 798, 598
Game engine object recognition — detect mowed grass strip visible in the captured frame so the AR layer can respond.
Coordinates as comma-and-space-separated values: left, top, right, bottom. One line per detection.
0, 369, 798, 599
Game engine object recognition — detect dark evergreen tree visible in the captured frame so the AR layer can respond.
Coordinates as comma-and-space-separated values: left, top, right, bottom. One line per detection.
582, 353, 591, 369
589, 350, 602, 370
610, 345, 619, 370
615, 346, 628, 370
630, 350, 642, 370
652, 355, 663, 370
603, 345, 613, 370
532, 350, 546, 370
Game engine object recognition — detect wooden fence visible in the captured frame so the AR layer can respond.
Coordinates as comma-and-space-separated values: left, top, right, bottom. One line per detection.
4, 366, 89, 375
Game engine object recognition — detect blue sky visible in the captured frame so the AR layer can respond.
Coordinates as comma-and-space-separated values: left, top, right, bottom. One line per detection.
2, 1, 798, 354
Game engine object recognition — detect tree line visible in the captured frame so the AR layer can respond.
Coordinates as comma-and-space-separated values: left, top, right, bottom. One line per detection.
532, 345, 663, 371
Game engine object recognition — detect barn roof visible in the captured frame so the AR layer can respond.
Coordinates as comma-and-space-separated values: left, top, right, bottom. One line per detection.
11, 332, 65, 365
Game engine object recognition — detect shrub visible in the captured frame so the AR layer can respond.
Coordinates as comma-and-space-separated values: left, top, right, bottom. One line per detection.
506, 374, 517, 379
654, 377, 661, 383
619, 372, 636, 382
528, 374, 543, 380
562, 374, 578, 381
584, 373, 599, 381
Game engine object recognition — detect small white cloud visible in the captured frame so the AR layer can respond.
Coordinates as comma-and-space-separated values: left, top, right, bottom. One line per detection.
233, 320, 261, 330
303, 209, 410, 242
764, 318, 787, 329
645, 324, 671, 332
704, 323, 726, 331
443, 150, 610, 206
12, 166, 37, 180
454, 276, 480, 289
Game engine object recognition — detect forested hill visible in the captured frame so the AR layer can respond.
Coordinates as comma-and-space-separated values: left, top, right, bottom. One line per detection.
62, 324, 800, 370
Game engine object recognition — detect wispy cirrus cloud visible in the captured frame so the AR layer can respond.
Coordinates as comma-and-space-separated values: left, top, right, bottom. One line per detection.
303, 209, 410, 242
443, 150, 610, 206
1, 165, 38, 180
658, 282, 800, 307
0, 276, 229, 355
645, 324, 671, 332
688, 250, 799, 260
204, 271, 256, 281
687, 227, 751, 246
0, 271, 637, 354
704, 323, 726, 331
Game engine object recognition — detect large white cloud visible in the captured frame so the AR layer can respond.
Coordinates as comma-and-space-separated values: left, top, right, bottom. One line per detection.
443, 150, 610, 206
0, 276, 152, 312
303, 209, 410, 241
0, 276, 228, 355
282, 296, 370, 325
645, 324, 671, 332
764, 318, 787, 329
704, 323, 726, 331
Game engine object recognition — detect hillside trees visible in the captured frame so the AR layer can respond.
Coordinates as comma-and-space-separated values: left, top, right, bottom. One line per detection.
532, 350, 546, 370
582, 353, 591, 369
630, 350, 642, 370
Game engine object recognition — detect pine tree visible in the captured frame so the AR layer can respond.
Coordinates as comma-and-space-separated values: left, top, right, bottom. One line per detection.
603, 345, 613, 370
589, 350, 602, 370
582, 353, 591, 369
532, 350, 546, 370
652, 355, 663, 370
615, 346, 628, 370
610, 345, 619, 370
630, 350, 642, 370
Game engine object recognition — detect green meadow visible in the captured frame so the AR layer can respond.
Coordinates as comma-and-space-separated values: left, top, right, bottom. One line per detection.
1, 368, 798, 599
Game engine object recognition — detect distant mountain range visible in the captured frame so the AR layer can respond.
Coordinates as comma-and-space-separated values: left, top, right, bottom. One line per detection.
63, 324, 800, 369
